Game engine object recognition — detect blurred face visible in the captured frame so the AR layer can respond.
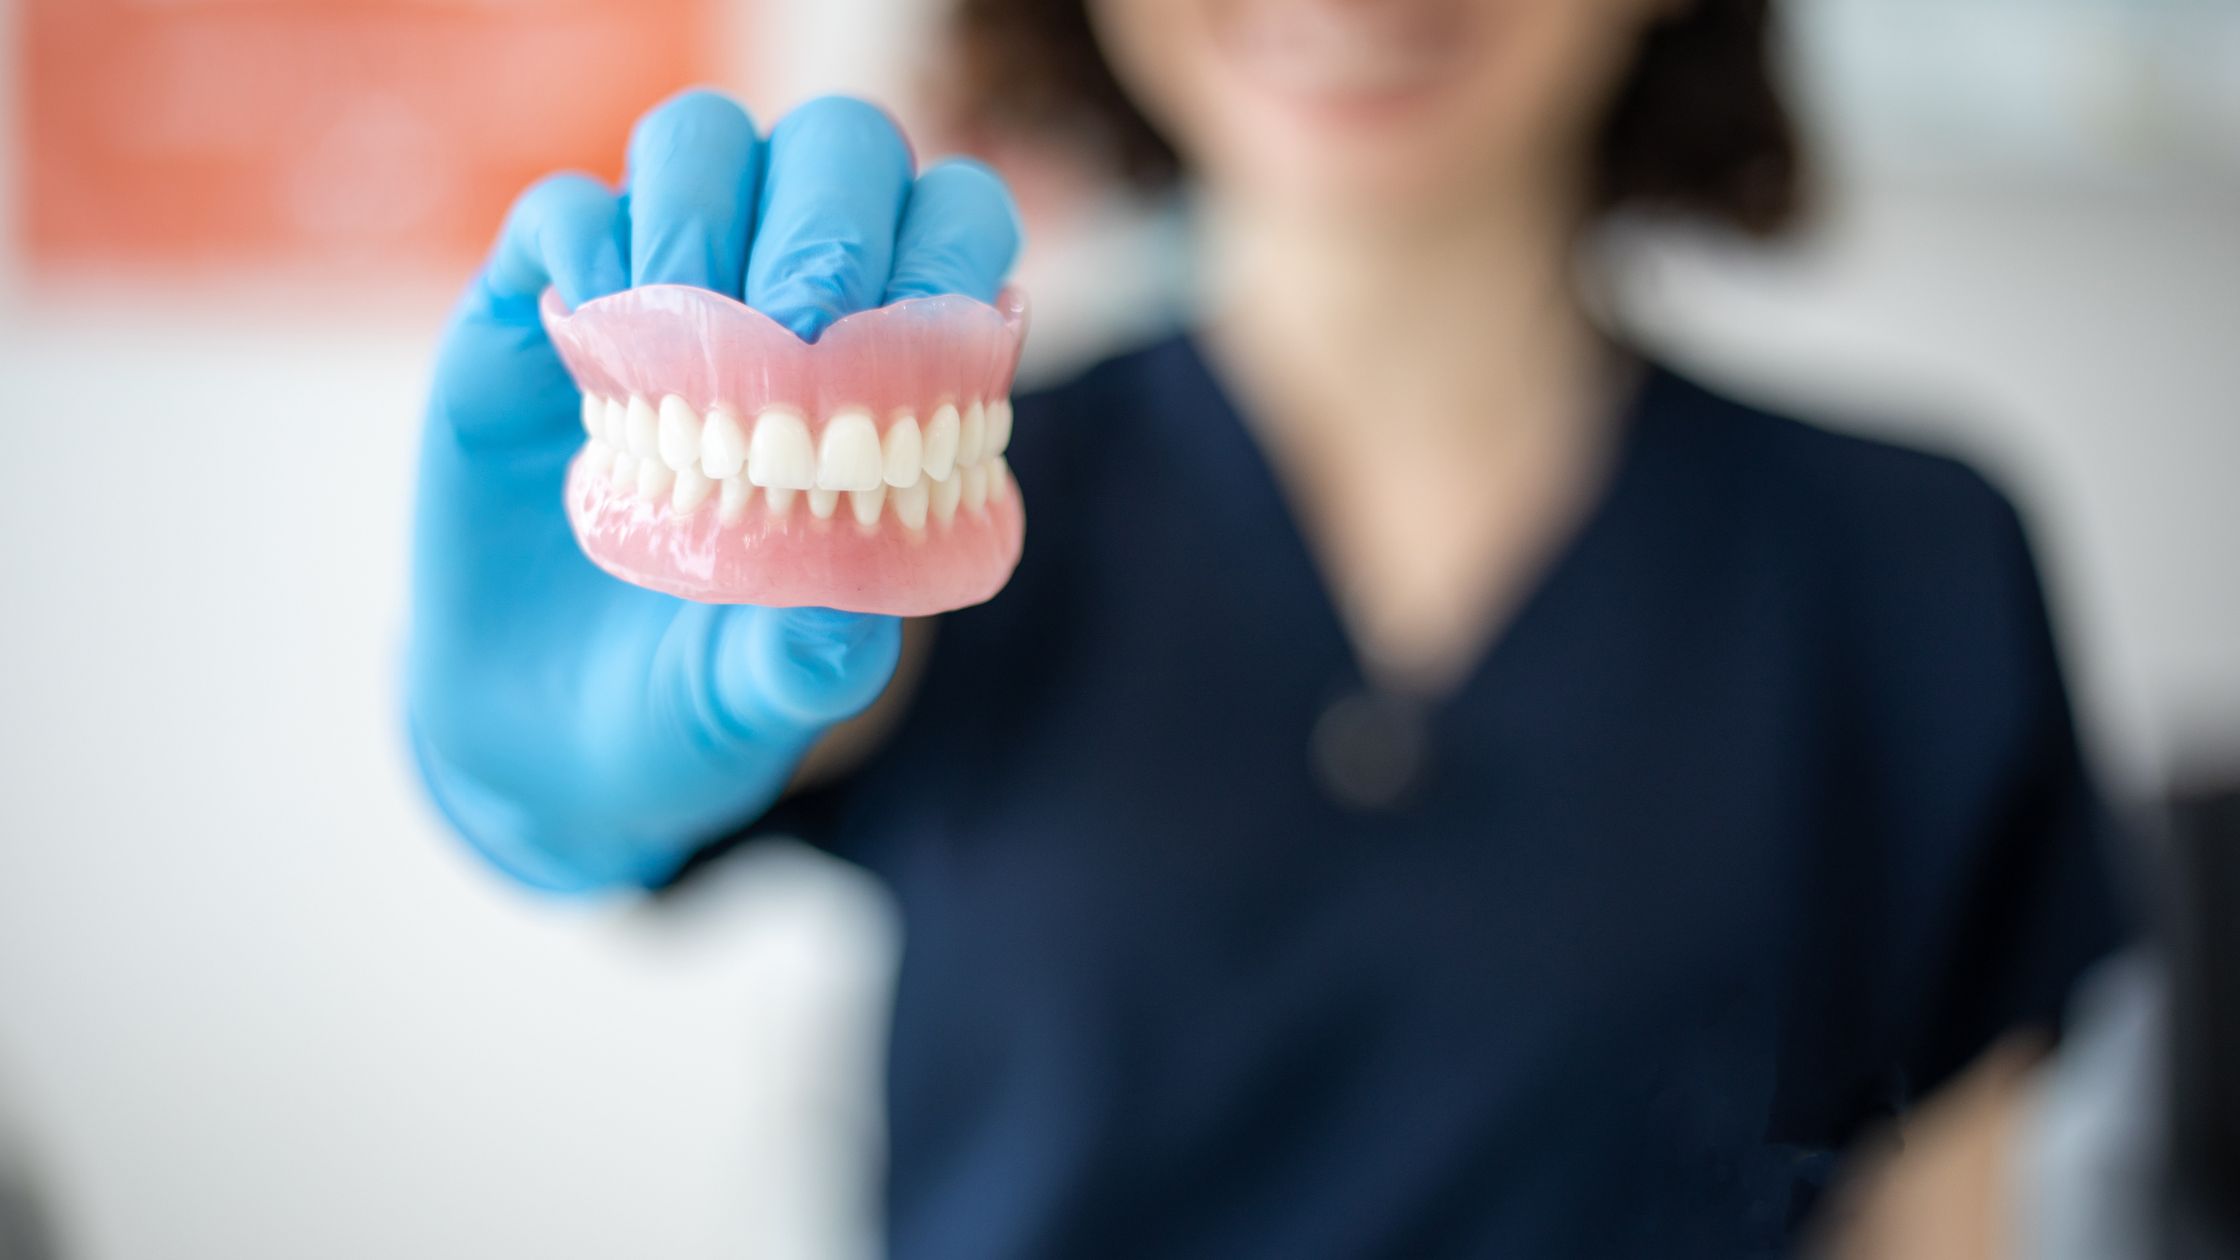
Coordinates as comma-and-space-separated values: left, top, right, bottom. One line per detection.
1088, 0, 1677, 225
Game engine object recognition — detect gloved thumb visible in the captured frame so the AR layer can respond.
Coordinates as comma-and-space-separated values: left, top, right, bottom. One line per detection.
709, 605, 903, 737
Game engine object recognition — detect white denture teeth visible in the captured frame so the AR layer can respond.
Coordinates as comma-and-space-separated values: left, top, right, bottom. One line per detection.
849, 484, 886, 528
700, 407, 748, 479
816, 409, 884, 491
587, 392, 1023, 532
891, 479, 928, 530
626, 396, 659, 459
882, 414, 923, 487
749, 408, 817, 490
988, 398, 1013, 456
658, 396, 701, 471
923, 403, 960, 480
928, 471, 961, 524
671, 465, 714, 515
719, 476, 752, 525
958, 401, 987, 467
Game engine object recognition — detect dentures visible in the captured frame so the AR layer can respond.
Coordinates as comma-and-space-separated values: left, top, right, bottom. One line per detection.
541, 284, 1028, 615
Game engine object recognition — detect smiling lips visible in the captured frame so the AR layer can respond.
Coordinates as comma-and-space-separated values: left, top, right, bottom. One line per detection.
1225, 0, 1463, 101
540, 284, 1029, 616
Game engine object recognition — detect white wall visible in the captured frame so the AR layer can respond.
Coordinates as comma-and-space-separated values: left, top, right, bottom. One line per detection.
0, 296, 896, 1260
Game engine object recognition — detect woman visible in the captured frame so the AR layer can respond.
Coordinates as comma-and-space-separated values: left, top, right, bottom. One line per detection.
408, 0, 2129, 1254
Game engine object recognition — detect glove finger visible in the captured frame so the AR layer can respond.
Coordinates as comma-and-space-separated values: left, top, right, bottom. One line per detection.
481, 172, 628, 316
435, 172, 625, 445
883, 159, 1023, 304
745, 96, 915, 341
420, 175, 626, 630
709, 606, 903, 737
624, 89, 763, 293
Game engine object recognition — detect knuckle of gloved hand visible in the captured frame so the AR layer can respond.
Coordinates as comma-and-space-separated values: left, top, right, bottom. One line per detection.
638, 164, 737, 217
634, 88, 755, 154
761, 611, 898, 721
779, 94, 908, 155
923, 157, 1011, 206
486, 172, 617, 303
894, 239, 975, 288
508, 172, 605, 236
760, 241, 870, 336
891, 162, 1019, 300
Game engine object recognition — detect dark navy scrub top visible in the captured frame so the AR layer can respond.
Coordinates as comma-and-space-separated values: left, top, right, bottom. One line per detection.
679, 336, 2131, 1259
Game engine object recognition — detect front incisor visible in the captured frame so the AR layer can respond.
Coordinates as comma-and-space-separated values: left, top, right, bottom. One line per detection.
748, 408, 817, 490
816, 409, 885, 491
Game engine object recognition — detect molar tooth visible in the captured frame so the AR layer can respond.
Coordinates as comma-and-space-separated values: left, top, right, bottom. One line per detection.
658, 396, 702, 471
719, 476, 751, 525
578, 443, 614, 485
988, 455, 1011, 502
636, 458, 674, 503
580, 394, 604, 440
923, 403, 960, 480
849, 484, 886, 528
816, 408, 884, 491
610, 451, 639, 490
961, 462, 988, 512
929, 472, 961, 524
807, 487, 840, 519
764, 485, 797, 518
671, 466, 713, 515
603, 398, 629, 449
626, 396, 659, 459
958, 400, 987, 467
988, 398, 1013, 456
882, 415, 923, 487
748, 407, 817, 490
700, 406, 748, 479
891, 479, 928, 530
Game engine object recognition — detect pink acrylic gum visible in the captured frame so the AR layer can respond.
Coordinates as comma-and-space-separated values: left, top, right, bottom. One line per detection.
542, 284, 1026, 433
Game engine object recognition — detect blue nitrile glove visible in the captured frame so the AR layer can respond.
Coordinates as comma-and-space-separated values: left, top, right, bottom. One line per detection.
407, 91, 1022, 892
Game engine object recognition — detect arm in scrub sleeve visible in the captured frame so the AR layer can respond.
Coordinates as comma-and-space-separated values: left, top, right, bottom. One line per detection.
405, 91, 1022, 891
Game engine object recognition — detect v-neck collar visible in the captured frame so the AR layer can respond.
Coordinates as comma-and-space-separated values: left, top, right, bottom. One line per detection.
1135, 331, 1673, 718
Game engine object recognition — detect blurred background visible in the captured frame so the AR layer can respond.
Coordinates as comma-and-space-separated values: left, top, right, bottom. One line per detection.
0, 0, 2233, 1256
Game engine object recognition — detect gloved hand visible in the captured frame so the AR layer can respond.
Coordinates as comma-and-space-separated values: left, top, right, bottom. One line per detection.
407, 91, 1022, 892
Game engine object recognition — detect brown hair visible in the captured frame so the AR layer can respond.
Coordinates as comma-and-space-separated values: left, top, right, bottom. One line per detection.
948, 0, 1804, 236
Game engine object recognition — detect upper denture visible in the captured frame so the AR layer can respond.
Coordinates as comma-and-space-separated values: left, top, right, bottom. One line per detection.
542, 283, 1027, 430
